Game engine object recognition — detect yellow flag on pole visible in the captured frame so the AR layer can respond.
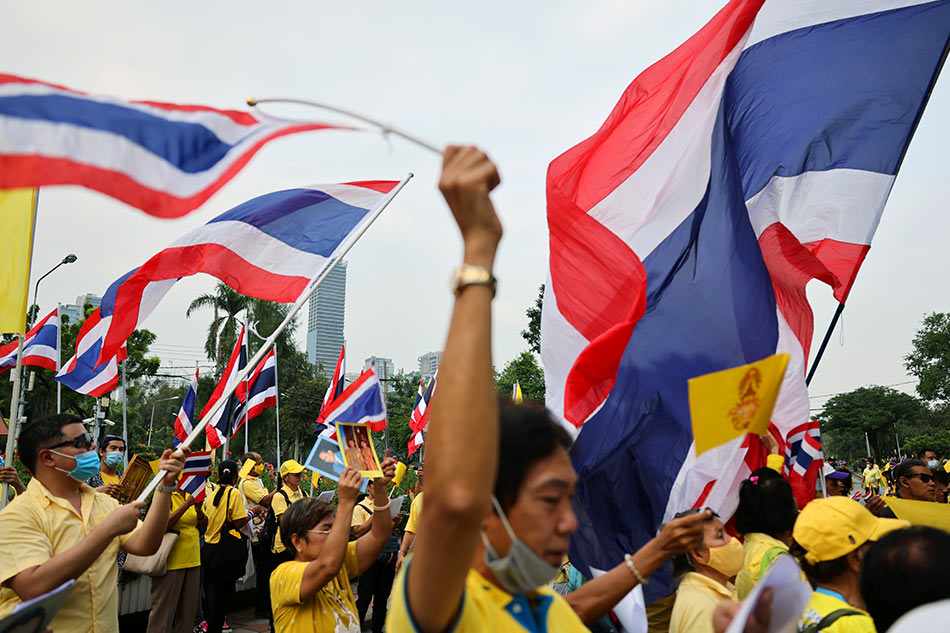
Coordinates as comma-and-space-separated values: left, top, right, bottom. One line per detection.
882, 497, 950, 531
513, 381, 524, 405
0, 188, 37, 334
688, 353, 789, 456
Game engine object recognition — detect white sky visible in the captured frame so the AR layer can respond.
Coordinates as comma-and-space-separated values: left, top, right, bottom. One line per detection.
5, 0, 948, 411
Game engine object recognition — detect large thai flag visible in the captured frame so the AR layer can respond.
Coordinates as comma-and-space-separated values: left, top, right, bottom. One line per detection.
92, 181, 400, 367
541, 0, 950, 601
233, 348, 277, 432
203, 325, 247, 449
56, 310, 126, 397
179, 450, 213, 503
0, 74, 342, 218
321, 366, 387, 433
0, 308, 59, 374
173, 368, 200, 447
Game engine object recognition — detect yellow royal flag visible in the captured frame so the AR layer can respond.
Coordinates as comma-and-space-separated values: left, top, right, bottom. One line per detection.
392, 461, 407, 488
688, 353, 790, 456
513, 381, 524, 405
882, 497, 950, 531
0, 188, 37, 334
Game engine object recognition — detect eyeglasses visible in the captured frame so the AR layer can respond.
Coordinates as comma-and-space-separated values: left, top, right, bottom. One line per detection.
307, 529, 331, 536
907, 472, 935, 484
48, 432, 94, 451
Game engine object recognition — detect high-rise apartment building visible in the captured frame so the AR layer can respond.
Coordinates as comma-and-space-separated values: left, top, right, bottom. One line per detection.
307, 262, 347, 375
417, 351, 442, 378
364, 356, 395, 385
60, 293, 102, 325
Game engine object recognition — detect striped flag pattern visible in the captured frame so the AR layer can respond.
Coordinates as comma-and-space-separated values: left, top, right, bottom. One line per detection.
56, 310, 125, 396
233, 348, 277, 432
179, 450, 213, 502
0, 308, 59, 373
173, 368, 200, 446
203, 325, 247, 448
408, 375, 436, 457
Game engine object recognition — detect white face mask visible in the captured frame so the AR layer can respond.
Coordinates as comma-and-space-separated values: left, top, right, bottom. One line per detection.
927, 460, 939, 470
481, 496, 560, 595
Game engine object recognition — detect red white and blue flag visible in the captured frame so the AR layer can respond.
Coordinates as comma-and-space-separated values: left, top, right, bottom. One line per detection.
0, 74, 342, 218
785, 420, 824, 508
541, 0, 950, 600
173, 368, 200, 447
233, 348, 277, 432
320, 365, 387, 433
178, 450, 213, 503
56, 310, 126, 396
408, 375, 436, 457
316, 345, 346, 431
91, 181, 400, 368
203, 325, 248, 449
0, 308, 59, 374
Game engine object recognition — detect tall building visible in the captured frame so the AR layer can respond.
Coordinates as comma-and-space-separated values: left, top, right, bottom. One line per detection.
60, 293, 102, 325
364, 356, 395, 385
307, 262, 346, 375
418, 351, 442, 378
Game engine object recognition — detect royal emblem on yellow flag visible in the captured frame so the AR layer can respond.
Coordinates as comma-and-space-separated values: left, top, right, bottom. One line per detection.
0, 188, 37, 334
688, 353, 789, 456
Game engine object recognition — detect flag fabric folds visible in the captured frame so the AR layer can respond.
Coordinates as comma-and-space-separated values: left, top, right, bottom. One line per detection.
541, 0, 950, 600
179, 450, 213, 503
512, 381, 524, 405
56, 310, 125, 396
784, 420, 824, 508
173, 368, 200, 447
408, 375, 436, 457
317, 345, 346, 427
92, 181, 400, 368
0, 308, 58, 373
0, 188, 36, 334
233, 348, 277, 432
203, 325, 247, 448
320, 366, 387, 433
0, 74, 343, 218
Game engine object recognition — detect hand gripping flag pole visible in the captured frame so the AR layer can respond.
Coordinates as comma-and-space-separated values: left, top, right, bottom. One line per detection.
1, 337, 25, 509
137, 173, 414, 502
247, 97, 443, 157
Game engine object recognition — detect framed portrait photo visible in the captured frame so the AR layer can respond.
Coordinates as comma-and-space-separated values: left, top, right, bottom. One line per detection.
304, 435, 347, 482
336, 422, 383, 478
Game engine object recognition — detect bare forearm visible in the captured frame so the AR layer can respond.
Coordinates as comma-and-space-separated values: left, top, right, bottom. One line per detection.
9, 525, 116, 600
301, 501, 354, 598
125, 491, 170, 555
400, 531, 416, 554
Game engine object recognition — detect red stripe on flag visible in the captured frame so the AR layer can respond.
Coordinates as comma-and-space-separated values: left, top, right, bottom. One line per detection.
341, 180, 401, 194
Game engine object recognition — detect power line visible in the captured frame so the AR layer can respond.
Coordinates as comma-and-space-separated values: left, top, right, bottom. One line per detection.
808, 379, 918, 400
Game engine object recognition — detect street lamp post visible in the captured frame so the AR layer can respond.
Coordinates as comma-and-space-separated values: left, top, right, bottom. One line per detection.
31, 253, 77, 327
149, 396, 180, 446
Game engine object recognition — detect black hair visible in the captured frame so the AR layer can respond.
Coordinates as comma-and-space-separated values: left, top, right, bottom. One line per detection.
789, 540, 851, 587
99, 434, 125, 452
670, 508, 719, 579
893, 459, 928, 493
239, 452, 258, 465
495, 402, 573, 512
860, 527, 950, 632
280, 497, 334, 553
735, 468, 797, 538
935, 469, 949, 486
917, 448, 937, 459
18, 414, 84, 474
213, 460, 239, 506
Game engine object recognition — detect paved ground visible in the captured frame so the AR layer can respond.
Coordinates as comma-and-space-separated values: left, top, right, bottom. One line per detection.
229, 605, 270, 633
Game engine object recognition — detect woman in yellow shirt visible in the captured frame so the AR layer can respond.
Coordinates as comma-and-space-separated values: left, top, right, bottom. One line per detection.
146, 489, 207, 633
202, 460, 250, 633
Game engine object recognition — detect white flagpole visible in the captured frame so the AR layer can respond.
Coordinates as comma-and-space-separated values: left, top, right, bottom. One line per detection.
56, 304, 62, 414
274, 347, 282, 465
137, 173, 414, 501
2, 337, 25, 509
121, 359, 128, 463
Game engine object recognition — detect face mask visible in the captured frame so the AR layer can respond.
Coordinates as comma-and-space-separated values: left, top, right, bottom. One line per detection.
51, 449, 101, 482
104, 452, 124, 469
481, 496, 560, 595
928, 460, 939, 470
705, 537, 744, 578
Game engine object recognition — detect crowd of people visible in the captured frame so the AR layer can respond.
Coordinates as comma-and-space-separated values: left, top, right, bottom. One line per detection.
0, 148, 948, 633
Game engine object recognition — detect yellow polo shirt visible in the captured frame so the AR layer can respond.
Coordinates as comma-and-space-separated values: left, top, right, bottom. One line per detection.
388, 563, 588, 633
351, 501, 373, 529
166, 492, 201, 570
406, 491, 423, 535
240, 476, 268, 505
203, 485, 247, 545
99, 470, 121, 486
736, 532, 788, 599
670, 572, 737, 633
798, 589, 875, 633
271, 541, 361, 633
271, 485, 304, 554
0, 478, 141, 633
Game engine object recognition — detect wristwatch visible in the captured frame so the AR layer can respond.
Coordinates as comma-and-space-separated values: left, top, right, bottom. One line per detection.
451, 265, 496, 298
157, 484, 178, 494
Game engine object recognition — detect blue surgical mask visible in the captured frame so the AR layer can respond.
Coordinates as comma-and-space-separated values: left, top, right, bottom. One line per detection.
51, 449, 101, 482
481, 496, 560, 595
928, 460, 939, 470
104, 452, 124, 469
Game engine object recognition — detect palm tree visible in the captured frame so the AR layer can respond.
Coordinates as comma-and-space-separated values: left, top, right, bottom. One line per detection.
186, 283, 249, 376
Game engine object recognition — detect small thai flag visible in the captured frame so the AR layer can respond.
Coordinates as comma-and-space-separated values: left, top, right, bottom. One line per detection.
179, 450, 212, 503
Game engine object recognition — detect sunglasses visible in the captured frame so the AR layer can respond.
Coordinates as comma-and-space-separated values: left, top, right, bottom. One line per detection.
48, 432, 95, 451
907, 472, 935, 484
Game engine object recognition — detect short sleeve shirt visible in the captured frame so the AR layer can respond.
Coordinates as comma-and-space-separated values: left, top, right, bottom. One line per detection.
405, 491, 423, 535
167, 492, 201, 570
203, 485, 247, 545
270, 541, 361, 633
240, 477, 268, 505
351, 502, 373, 529
0, 478, 141, 633
670, 572, 737, 633
271, 485, 304, 553
798, 590, 875, 633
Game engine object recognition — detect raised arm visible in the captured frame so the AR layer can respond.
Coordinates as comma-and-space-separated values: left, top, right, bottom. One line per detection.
406, 146, 502, 633
356, 457, 397, 573
124, 448, 188, 555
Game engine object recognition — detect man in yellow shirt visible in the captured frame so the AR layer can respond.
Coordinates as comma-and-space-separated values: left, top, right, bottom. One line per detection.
395, 489, 422, 573
239, 451, 275, 619
239, 451, 275, 513
88, 434, 125, 495
0, 413, 187, 633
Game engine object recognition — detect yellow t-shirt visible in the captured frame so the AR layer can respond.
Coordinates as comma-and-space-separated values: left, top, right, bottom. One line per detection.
271, 485, 304, 554
351, 501, 373, 529
405, 491, 423, 535
798, 590, 875, 633
736, 532, 788, 599
389, 564, 589, 633
240, 477, 268, 505
167, 492, 201, 570
670, 572, 737, 633
0, 479, 141, 633
271, 541, 361, 633
100, 470, 121, 486
203, 485, 247, 545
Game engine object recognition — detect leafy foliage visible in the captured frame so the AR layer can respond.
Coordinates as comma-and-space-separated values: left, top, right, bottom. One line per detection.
496, 351, 545, 403
904, 312, 950, 403
521, 284, 543, 355
186, 284, 249, 376
818, 386, 926, 460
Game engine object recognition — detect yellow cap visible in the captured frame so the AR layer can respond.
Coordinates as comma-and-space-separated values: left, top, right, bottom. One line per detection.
279, 459, 306, 478
793, 496, 909, 564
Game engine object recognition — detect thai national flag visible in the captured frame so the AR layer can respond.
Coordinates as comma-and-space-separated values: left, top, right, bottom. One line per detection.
408, 375, 437, 457
0, 74, 342, 218
320, 366, 387, 433
541, 0, 950, 602
785, 421, 823, 478
173, 368, 200, 447
56, 310, 126, 397
316, 345, 346, 429
178, 450, 212, 503
91, 181, 400, 368
233, 348, 277, 432
203, 325, 247, 449
0, 308, 59, 374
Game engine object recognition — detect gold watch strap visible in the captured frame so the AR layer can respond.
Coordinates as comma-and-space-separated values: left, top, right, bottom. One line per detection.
452, 265, 496, 298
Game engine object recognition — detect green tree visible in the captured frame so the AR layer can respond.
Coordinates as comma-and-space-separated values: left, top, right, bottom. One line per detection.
818, 386, 926, 460
904, 312, 950, 403
521, 284, 544, 355
496, 351, 545, 403
186, 283, 249, 376
384, 371, 425, 462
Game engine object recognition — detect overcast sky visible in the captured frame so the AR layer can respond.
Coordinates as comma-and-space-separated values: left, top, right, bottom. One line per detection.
5, 1, 948, 418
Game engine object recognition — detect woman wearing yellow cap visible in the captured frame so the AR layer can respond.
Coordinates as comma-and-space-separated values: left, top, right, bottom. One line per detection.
789, 496, 908, 632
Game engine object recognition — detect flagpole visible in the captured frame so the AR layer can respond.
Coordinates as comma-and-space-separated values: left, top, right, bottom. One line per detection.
1, 337, 25, 509
56, 304, 62, 414
137, 173, 414, 502
805, 303, 844, 386
121, 359, 128, 463
274, 348, 282, 465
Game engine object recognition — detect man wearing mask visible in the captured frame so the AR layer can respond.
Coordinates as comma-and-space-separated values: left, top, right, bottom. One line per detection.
0, 414, 187, 633
88, 434, 125, 496
919, 449, 940, 472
